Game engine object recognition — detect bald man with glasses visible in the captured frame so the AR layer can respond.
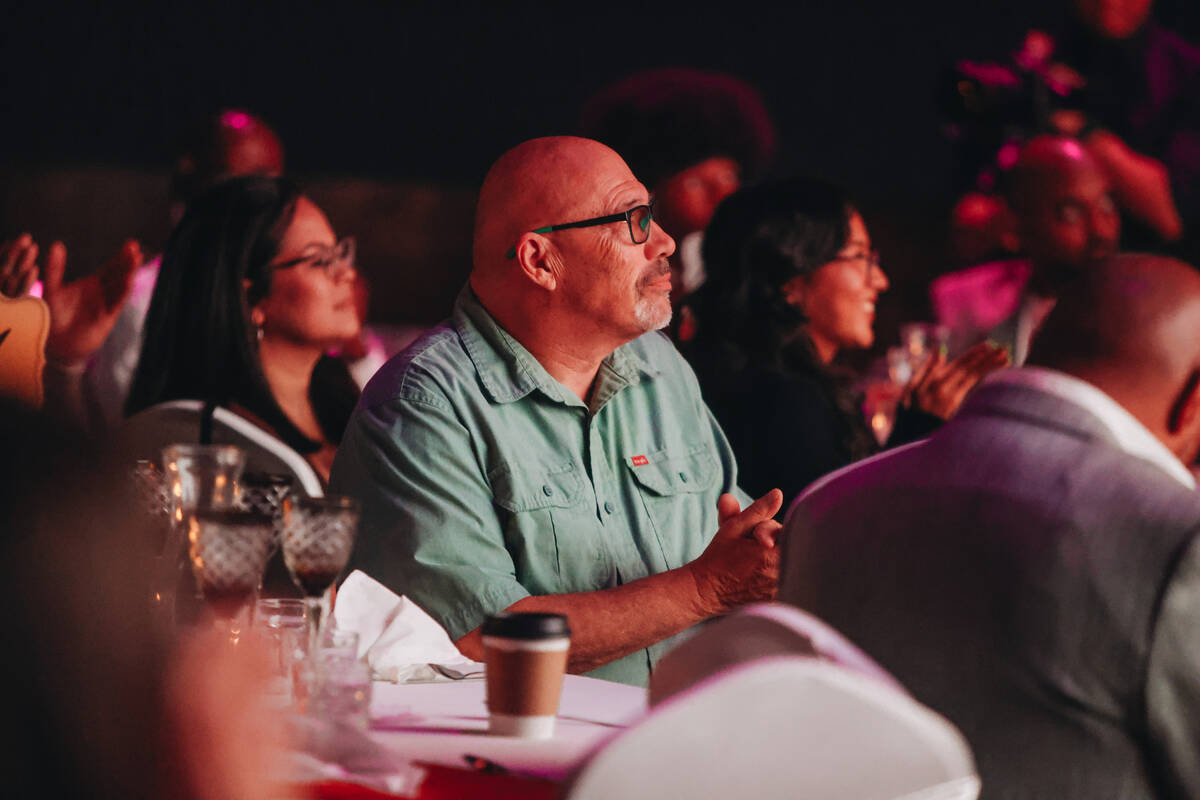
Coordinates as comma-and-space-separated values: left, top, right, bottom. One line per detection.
331, 137, 781, 686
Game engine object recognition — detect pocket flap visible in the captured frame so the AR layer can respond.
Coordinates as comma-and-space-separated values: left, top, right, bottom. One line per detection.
626, 445, 717, 496
491, 461, 583, 511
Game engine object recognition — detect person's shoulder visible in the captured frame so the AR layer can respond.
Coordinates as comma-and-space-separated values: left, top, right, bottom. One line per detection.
358, 322, 472, 409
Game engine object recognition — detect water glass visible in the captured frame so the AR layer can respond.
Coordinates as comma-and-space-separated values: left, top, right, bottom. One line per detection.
158, 444, 247, 627
255, 598, 309, 704
312, 658, 373, 729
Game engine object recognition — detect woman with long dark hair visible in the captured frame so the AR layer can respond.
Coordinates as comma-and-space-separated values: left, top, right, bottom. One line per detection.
684, 178, 1006, 504
126, 176, 361, 482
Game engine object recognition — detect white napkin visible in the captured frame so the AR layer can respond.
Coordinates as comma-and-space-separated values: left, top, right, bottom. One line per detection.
332, 570, 485, 683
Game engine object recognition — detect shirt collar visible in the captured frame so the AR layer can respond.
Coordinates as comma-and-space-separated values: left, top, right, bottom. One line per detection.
984, 367, 1196, 489
451, 284, 655, 407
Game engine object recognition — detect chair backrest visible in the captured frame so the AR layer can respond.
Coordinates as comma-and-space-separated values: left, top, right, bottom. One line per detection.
567, 656, 980, 800
118, 400, 323, 497
649, 602, 903, 706
0, 294, 49, 408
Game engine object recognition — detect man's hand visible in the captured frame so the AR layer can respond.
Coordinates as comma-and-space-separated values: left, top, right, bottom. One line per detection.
686, 489, 783, 617
0, 234, 40, 298
42, 239, 142, 365
905, 341, 1009, 420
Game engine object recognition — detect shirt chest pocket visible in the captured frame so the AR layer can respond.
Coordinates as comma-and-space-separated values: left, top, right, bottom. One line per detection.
490, 462, 611, 593
626, 444, 719, 568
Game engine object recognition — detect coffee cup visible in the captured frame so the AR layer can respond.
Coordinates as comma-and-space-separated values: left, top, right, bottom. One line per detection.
481, 612, 571, 738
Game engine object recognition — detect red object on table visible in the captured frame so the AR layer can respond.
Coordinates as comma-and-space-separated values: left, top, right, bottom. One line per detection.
301, 762, 559, 800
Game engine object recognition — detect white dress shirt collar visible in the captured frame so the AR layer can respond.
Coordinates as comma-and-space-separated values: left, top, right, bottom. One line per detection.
985, 367, 1196, 490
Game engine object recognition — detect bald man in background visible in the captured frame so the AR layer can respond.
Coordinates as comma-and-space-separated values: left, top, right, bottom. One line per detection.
783, 253, 1200, 798
932, 134, 1120, 364
331, 136, 780, 686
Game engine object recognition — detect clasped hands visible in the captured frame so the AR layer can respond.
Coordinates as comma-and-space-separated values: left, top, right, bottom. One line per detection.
687, 488, 784, 617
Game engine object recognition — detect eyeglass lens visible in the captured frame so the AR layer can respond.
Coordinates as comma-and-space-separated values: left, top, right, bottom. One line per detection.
629, 205, 652, 244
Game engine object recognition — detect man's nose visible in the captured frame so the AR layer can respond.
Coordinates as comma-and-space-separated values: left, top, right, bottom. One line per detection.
648, 220, 676, 259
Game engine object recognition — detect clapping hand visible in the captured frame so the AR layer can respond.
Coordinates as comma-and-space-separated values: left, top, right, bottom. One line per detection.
904, 341, 1010, 420
0, 234, 41, 298
42, 239, 143, 366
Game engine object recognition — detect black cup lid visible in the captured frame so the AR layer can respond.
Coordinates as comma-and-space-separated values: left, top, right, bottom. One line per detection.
482, 612, 570, 640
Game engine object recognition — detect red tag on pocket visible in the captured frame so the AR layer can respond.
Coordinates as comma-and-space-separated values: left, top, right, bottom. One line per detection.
631, 455, 649, 466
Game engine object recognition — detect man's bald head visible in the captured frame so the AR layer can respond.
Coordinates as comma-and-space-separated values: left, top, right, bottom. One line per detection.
1004, 135, 1120, 283
472, 136, 639, 277
1029, 253, 1200, 460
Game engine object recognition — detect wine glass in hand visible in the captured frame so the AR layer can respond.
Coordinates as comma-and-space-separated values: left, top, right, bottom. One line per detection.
280, 495, 359, 652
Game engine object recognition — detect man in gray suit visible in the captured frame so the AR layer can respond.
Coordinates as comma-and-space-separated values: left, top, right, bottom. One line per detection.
781, 253, 1200, 798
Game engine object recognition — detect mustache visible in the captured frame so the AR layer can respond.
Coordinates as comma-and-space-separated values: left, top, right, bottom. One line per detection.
640, 258, 671, 283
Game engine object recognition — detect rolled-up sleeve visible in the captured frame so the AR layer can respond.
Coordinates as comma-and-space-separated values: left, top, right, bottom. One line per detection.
331, 389, 530, 641
1145, 534, 1200, 799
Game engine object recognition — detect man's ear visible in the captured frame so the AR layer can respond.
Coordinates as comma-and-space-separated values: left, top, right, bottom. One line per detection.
513, 234, 559, 292
1167, 368, 1200, 435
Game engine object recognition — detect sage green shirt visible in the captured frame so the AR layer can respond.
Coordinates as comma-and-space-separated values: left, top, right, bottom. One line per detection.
331, 287, 748, 686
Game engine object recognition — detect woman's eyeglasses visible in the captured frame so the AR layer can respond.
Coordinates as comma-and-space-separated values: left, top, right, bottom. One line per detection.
271, 237, 356, 279
830, 249, 881, 277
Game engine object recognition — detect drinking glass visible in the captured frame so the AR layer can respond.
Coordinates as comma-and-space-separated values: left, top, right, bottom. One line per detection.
188, 508, 276, 642
280, 494, 359, 653
157, 445, 246, 628
255, 597, 309, 705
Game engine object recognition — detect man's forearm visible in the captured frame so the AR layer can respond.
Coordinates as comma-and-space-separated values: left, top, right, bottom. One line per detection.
455, 565, 709, 673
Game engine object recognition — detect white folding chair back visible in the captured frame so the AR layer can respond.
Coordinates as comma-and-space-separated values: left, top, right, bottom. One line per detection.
567, 656, 980, 800
650, 602, 903, 706
118, 400, 323, 497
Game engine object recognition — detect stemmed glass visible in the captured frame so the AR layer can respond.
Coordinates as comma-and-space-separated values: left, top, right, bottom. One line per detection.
187, 508, 277, 642
280, 494, 360, 653
237, 472, 298, 598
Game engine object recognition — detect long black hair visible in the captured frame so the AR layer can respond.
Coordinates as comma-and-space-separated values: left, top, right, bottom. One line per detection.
690, 177, 851, 369
126, 176, 356, 452
686, 177, 876, 460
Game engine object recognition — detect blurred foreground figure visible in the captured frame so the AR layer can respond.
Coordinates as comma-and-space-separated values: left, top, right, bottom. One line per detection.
932, 135, 1120, 364
0, 402, 282, 800
333, 136, 781, 687
783, 253, 1200, 799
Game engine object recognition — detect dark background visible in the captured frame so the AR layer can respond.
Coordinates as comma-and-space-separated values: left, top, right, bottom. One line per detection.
4, 0, 1199, 333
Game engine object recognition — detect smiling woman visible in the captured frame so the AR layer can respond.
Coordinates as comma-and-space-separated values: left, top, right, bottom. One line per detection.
126, 177, 361, 483
682, 178, 943, 506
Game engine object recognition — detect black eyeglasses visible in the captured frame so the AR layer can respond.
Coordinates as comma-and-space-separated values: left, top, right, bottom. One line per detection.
271, 236, 356, 280
504, 200, 656, 258
830, 249, 881, 277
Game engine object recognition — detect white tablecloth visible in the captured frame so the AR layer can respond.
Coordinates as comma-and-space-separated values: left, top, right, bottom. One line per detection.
367, 675, 647, 780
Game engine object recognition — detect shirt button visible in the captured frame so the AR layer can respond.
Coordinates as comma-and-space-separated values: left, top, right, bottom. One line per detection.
603, 501, 615, 514
678, 472, 688, 483
542, 484, 554, 496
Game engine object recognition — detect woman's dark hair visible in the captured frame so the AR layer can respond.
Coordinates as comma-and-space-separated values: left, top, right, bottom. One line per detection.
690, 177, 853, 370
127, 175, 354, 452
687, 177, 876, 462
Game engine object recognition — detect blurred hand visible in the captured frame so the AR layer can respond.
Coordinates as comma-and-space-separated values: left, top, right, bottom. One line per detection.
687, 489, 783, 617
0, 234, 40, 297
42, 239, 142, 365
905, 341, 1010, 420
